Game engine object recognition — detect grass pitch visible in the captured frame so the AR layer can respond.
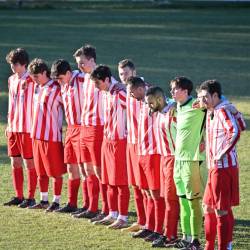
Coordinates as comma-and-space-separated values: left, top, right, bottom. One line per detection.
0, 6, 249, 250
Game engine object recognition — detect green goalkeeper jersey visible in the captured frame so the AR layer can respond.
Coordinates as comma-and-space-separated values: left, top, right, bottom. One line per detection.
175, 97, 206, 161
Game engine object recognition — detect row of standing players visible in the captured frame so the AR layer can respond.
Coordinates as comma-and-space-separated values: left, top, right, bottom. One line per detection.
4, 45, 246, 250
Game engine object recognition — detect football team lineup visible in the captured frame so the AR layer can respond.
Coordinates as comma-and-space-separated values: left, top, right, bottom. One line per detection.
0, 5, 249, 250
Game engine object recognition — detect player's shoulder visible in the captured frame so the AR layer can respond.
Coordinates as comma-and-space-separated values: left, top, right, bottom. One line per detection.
112, 82, 126, 94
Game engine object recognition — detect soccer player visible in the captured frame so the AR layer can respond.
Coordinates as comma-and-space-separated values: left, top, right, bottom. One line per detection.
170, 76, 207, 250
4, 48, 37, 208
128, 77, 165, 243
198, 80, 246, 250
118, 59, 147, 233
50, 59, 85, 213
72, 45, 106, 220
90, 65, 130, 229
28, 58, 66, 212
145, 86, 180, 248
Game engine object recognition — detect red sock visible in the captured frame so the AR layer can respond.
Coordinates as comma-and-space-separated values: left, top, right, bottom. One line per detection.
165, 199, 180, 239
87, 175, 99, 212
204, 212, 217, 250
133, 186, 146, 225
68, 178, 80, 207
82, 178, 89, 208
107, 185, 118, 212
38, 175, 49, 192
12, 167, 24, 199
143, 192, 148, 218
217, 214, 229, 250
100, 183, 109, 214
27, 168, 37, 199
118, 185, 130, 216
146, 197, 155, 231
154, 197, 165, 234
228, 209, 234, 243
53, 177, 63, 196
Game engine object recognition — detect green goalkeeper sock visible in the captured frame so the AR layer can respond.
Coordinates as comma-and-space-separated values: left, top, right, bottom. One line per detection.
188, 198, 202, 239
180, 197, 191, 237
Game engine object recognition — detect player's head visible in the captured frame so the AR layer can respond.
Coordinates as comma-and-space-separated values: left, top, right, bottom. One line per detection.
6, 48, 29, 74
73, 44, 96, 73
90, 65, 112, 91
28, 58, 50, 85
126, 76, 146, 101
51, 59, 72, 85
198, 79, 222, 109
145, 86, 166, 113
170, 76, 193, 103
118, 59, 136, 85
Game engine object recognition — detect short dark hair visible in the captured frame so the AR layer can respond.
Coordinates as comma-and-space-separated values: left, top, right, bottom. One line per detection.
6, 48, 29, 67
51, 59, 71, 79
90, 65, 112, 81
118, 59, 135, 70
126, 76, 145, 89
28, 58, 50, 78
146, 86, 165, 99
170, 76, 193, 95
73, 44, 96, 62
199, 79, 222, 99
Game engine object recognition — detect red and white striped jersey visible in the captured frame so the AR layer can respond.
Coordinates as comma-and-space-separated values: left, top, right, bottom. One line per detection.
31, 80, 64, 142
138, 101, 161, 156
126, 92, 141, 144
61, 70, 84, 126
103, 82, 127, 140
7, 71, 35, 133
157, 103, 177, 157
206, 101, 245, 169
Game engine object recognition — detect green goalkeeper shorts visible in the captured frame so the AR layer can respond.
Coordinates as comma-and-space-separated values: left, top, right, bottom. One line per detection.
174, 160, 207, 200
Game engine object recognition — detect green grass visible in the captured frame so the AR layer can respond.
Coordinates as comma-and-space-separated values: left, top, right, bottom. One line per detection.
0, 6, 249, 250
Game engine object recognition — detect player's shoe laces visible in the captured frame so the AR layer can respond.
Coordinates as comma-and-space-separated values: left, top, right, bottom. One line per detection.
72, 210, 98, 219
71, 207, 88, 215
164, 238, 179, 248
144, 232, 162, 242
18, 198, 36, 208
107, 219, 128, 229
89, 212, 108, 223
92, 215, 116, 225
45, 202, 60, 213
28, 200, 49, 209
151, 235, 167, 248
3, 197, 24, 206
180, 239, 202, 250
121, 222, 142, 233
132, 229, 153, 239
55, 203, 77, 213
172, 239, 190, 248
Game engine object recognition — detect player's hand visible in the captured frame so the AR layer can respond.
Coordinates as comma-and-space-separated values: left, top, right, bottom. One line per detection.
5, 128, 8, 138
192, 99, 201, 109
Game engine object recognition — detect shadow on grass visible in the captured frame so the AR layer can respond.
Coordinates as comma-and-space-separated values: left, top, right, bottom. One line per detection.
234, 219, 250, 248
0, 145, 9, 165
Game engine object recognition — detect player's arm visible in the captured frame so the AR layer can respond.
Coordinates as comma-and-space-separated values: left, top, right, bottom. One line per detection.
215, 109, 240, 160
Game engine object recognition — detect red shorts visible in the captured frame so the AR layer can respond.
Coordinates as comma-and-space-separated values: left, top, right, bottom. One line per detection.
80, 125, 103, 166
138, 154, 161, 191
7, 132, 33, 159
33, 139, 66, 177
101, 139, 128, 186
203, 167, 239, 210
64, 125, 81, 164
126, 143, 140, 186
160, 156, 178, 200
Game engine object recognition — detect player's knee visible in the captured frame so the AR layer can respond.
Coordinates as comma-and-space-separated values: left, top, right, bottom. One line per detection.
203, 204, 214, 214
23, 159, 35, 169
11, 157, 23, 168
